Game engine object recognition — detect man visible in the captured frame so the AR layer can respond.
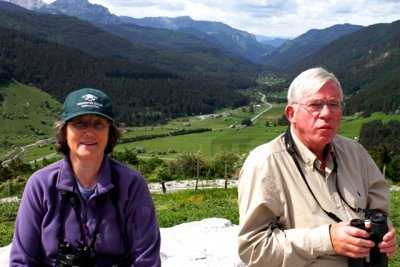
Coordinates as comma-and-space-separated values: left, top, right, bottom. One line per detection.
238, 67, 397, 267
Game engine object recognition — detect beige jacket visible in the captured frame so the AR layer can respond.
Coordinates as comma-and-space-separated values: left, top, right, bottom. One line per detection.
238, 129, 391, 267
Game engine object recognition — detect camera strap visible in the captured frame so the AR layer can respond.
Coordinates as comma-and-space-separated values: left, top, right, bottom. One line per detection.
57, 190, 70, 243
57, 173, 131, 265
284, 127, 342, 222
284, 127, 384, 223
58, 186, 107, 249
332, 155, 385, 218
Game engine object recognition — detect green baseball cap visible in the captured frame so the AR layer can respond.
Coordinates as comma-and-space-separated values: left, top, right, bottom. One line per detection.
60, 88, 114, 122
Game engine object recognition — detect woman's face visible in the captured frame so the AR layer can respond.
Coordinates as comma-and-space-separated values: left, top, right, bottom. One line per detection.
66, 114, 110, 161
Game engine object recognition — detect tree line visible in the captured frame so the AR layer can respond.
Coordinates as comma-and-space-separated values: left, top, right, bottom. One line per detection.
1, 119, 399, 197
359, 120, 400, 181
0, 26, 249, 126
0, 150, 243, 196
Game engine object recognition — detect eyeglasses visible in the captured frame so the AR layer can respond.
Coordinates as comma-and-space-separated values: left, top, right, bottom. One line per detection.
291, 99, 344, 113
69, 117, 111, 131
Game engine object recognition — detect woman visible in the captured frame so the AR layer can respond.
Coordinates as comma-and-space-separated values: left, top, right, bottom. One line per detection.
10, 88, 161, 266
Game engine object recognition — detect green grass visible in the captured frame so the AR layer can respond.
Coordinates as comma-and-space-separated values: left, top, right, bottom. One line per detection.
338, 112, 400, 139
389, 190, 400, 266
0, 81, 60, 139
0, 202, 19, 247
115, 124, 287, 158
114, 108, 400, 161
122, 127, 173, 139
14, 109, 400, 162
18, 142, 60, 163
153, 188, 238, 227
113, 103, 288, 159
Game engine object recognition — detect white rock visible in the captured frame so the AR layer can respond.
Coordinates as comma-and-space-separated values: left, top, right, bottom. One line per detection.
161, 218, 246, 267
0, 244, 11, 267
0, 218, 246, 267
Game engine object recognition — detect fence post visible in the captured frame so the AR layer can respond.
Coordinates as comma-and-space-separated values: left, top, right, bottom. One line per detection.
224, 163, 228, 189
195, 160, 199, 190
8, 179, 11, 196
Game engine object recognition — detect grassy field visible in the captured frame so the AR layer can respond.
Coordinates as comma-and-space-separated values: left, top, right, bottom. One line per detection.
14, 101, 289, 161
0, 81, 61, 138
339, 112, 400, 139
11, 105, 400, 163
112, 108, 400, 160
0, 81, 62, 161
153, 188, 239, 227
1, 81, 399, 163
113, 103, 287, 158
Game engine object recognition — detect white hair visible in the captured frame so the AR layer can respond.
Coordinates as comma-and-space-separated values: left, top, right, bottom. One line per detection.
287, 67, 343, 103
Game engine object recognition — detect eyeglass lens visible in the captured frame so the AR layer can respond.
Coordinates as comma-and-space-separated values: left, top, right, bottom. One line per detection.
304, 99, 343, 112
70, 118, 110, 130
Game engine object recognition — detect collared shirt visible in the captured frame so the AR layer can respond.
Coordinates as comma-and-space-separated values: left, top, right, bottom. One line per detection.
238, 128, 391, 267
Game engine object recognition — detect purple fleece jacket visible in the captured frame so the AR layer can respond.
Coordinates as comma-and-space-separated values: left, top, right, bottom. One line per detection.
10, 156, 161, 266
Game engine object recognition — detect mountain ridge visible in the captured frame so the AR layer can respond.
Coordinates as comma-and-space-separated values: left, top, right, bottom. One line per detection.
259, 23, 364, 69
0, 2, 259, 89
4, 0, 277, 62
1, 0, 399, 123
5, 0, 47, 9
0, 9, 251, 126
3, 0, 368, 65
284, 20, 400, 117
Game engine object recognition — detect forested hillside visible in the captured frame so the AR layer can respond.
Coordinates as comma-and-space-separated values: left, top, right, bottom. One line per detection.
284, 20, 400, 116
119, 16, 275, 62
359, 120, 400, 181
0, 26, 249, 126
260, 24, 363, 69
0, 3, 259, 89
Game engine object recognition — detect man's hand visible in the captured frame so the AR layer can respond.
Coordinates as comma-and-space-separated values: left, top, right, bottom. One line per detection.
379, 227, 397, 258
330, 222, 374, 258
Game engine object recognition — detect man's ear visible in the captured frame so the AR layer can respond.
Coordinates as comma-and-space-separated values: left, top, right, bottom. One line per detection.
285, 104, 295, 123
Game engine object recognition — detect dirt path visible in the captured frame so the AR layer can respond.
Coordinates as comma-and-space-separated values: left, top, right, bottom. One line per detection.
1, 138, 53, 167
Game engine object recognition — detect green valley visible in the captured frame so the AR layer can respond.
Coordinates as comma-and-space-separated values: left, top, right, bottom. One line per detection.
1, 81, 399, 165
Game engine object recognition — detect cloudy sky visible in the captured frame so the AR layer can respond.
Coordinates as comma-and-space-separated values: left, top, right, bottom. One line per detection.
42, 0, 400, 38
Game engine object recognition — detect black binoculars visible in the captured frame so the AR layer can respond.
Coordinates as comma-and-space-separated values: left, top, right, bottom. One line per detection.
57, 242, 96, 267
348, 214, 388, 267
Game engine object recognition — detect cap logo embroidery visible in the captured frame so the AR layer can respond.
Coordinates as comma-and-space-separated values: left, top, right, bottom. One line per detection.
77, 94, 103, 109
82, 94, 97, 102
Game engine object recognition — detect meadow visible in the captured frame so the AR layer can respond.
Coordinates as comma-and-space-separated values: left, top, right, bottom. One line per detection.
16, 100, 400, 164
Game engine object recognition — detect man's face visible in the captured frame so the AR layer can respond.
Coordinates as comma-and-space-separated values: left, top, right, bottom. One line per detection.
286, 81, 342, 155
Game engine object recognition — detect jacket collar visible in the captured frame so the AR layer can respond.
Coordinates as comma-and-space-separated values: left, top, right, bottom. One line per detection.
290, 127, 336, 173
56, 156, 114, 194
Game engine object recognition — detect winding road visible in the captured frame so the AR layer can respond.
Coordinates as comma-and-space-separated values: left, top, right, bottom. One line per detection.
1, 138, 55, 167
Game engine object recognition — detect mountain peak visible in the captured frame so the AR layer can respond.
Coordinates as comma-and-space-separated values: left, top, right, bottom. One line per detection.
52, 0, 90, 6
47, 0, 121, 24
3, 0, 47, 9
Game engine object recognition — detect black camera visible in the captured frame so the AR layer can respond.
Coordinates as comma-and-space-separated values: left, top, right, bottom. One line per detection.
348, 214, 388, 267
57, 241, 96, 267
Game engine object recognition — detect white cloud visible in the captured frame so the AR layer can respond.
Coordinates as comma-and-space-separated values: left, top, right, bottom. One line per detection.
41, 0, 400, 37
